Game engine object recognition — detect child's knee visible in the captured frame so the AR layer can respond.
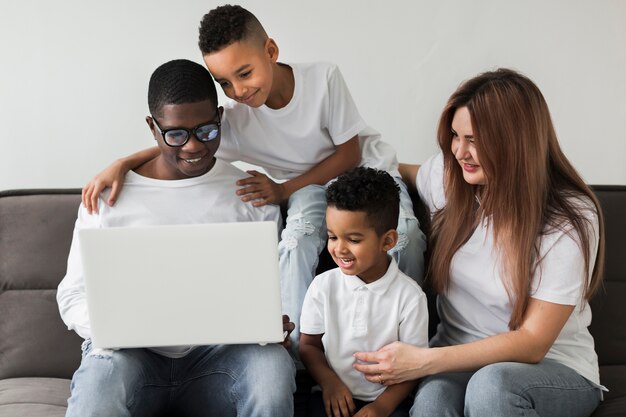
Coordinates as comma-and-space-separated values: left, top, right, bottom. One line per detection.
392, 217, 425, 254
281, 213, 324, 252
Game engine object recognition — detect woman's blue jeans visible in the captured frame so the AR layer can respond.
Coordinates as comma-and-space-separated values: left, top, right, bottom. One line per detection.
410, 360, 602, 417
66, 340, 296, 417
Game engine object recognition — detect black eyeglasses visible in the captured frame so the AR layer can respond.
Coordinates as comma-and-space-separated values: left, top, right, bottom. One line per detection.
151, 113, 221, 147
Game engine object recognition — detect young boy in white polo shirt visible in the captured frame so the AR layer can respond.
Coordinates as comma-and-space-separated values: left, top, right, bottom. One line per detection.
299, 168, 429, 417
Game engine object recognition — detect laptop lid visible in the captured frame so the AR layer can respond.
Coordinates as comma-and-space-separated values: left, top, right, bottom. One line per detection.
79, 221, 284, 349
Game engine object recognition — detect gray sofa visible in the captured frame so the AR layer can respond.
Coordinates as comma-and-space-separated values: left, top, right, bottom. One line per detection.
0, 186, 624, 417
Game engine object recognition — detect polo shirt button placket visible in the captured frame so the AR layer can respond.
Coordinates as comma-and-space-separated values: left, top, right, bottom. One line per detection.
352, 287, 368, 337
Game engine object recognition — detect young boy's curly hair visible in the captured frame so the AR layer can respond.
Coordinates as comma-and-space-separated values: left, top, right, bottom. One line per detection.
326, 167, 400, 235
198, 4, 268, 54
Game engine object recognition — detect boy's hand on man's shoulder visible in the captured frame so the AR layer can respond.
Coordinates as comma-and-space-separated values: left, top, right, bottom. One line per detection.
236, 170, 286, 207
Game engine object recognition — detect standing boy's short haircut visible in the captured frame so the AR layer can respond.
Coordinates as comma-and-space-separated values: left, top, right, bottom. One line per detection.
198, 4, 268, 54
326, 167, 400, 235
148, 59, 218, 118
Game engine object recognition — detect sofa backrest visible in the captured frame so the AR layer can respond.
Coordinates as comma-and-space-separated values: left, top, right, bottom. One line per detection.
0, 189, 83, 380
588, 185, 626, 400
0, 186, 624, 392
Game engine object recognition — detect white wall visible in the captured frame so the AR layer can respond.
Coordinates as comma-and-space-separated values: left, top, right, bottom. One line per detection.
1, 0, 625, 189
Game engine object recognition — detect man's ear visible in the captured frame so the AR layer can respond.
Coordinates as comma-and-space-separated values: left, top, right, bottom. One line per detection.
146, 116, 158, 141
265, 38, 279, 63
218, 106, 224, 118
382, 229, 398, 252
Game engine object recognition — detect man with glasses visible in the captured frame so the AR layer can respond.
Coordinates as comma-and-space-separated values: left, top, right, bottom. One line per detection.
57, 59, 296, 417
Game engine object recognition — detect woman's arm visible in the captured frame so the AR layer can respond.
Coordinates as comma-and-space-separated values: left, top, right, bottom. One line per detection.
353, 298, 574, 385
398, 163, 420, 192
235, 136, 360, 207
82, 147, 160, 214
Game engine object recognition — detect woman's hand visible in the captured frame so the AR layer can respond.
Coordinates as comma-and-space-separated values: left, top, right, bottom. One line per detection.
353, 341, 430, 385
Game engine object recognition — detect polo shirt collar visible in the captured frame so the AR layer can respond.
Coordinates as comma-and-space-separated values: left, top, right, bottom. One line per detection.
343, 257, 399, 295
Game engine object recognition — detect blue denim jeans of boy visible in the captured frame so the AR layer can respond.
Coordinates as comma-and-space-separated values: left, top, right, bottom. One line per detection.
410, 360, 602, 417
279, 179, 426, 355
278, 184, 328, 357
66, 340, 296, 417
389, 177, 426, 284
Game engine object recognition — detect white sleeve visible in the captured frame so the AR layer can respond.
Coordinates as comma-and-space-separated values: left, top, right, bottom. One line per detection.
56, 204, 102, 340
398, 290, 430, 348
215, 113, 241, 164
299, 274, 327, 335
416, 152, 446, 216
326, 64, 368, 145
531, 209, 600, 305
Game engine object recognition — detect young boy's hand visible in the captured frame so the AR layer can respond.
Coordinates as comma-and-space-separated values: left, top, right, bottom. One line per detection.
322, 380, 356, 417
280, 314, 295, 350
236, 170, 286, 207
352, 402, 386, 417
82, 159, 127, 214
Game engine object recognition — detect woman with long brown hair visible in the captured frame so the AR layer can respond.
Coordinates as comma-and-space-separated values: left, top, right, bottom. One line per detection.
354, 68, 605, 416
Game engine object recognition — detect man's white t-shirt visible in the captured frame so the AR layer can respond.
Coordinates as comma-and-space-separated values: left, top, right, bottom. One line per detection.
416, 152, 602, 386
57, 159, 281, 358
300, 258, 429, 401
217, 62, 399, 180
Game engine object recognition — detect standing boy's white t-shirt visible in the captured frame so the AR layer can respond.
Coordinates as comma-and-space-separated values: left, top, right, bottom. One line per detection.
216, 62, 399, 180
416, 152, 602, 386
300, 258, 429, 401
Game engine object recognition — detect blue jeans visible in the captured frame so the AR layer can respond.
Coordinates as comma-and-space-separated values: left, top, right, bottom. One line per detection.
410, 360, 602, 417
389, 177, 426, 285
278, 184, 328, 357
279, 180, 426, 352
66, 340, 296, 417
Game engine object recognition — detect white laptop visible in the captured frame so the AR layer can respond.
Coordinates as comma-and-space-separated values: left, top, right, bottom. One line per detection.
78, 221, 284, 349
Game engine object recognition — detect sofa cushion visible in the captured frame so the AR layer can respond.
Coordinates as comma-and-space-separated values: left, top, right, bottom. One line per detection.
586, 186, 626, 417
0, 191, 81, 288
592, 395, 626, 417
589, 187, 626, 402
0, 289, 82, 380
0, 377, 69, 417
0, 191, 83, 380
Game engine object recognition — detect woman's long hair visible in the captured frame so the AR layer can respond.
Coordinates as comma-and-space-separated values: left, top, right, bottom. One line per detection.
428, 68, 605, 329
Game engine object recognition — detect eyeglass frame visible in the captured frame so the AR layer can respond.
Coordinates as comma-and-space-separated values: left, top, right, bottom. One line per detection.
150, 112, 221, 148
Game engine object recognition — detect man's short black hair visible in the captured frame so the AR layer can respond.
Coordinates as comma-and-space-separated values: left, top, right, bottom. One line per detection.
326, 167, 400, 235
198, 4, 268, 54
148, 59, 218, 118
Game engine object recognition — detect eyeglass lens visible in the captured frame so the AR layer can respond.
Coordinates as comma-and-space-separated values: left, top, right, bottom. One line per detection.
165, 124, 219, 146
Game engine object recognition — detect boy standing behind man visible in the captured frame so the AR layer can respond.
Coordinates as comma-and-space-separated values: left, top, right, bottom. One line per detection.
82, 5, 426, 349
300, 168, 429, 417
